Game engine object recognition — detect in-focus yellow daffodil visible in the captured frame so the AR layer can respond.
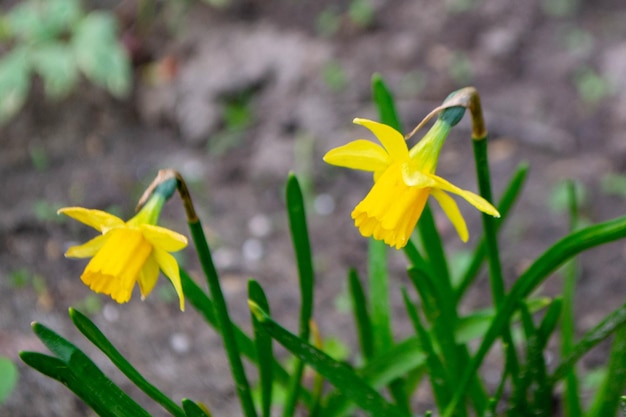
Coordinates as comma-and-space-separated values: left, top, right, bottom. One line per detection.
324, 117, 500, 249
59, 191, 188, 310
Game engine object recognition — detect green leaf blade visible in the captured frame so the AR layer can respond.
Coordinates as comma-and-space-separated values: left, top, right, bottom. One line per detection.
250, 303, 409, 417
69, 308, 185, 417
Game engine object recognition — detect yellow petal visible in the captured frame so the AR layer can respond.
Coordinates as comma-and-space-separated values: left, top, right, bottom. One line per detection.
58, 207, 125, 233
137, 254, 160, 299
323, 139, 390, 172
428, 174, 500, 217
140, 224, 188, 252
81, 229, 152, 304
65, 233, 110, 258
431, 189, 469, 242
153, 248, 185, 311
353, 118, 409, 161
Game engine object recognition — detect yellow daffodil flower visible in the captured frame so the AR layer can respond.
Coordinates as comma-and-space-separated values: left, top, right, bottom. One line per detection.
324, 117, 500, 249
59, 191, 188, 310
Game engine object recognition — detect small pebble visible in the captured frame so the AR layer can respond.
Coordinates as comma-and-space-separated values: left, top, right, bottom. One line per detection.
242, 238, 264, 262
248, 214, 272, 238
170, 333, 191, 354
213, 247, 237, 269
314, 193, 335, 215
103, 304, 120, 323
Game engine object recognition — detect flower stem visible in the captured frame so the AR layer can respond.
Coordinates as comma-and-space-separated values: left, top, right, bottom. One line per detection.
462, 88, 521, 397
156, 169, 256, 417
188, 219, 257, 417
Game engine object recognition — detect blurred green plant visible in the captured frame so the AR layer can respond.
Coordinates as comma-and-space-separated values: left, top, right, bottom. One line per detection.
558, 26, 594, 57
444, 0, 477, 14
601, 173, 626, 200
0, 356, 18, 405
0, 0, 131, 124
32, 199, 64, 223
542, 0, 580, 17
548, 180, 587, 214
322, 61, 348, 92
9, 268, 33, 288
448, 51, 474, 85
573, 66, 611, 106
347, 0, 375, 29
208, 89, 257, 155
316, 7, 342, 37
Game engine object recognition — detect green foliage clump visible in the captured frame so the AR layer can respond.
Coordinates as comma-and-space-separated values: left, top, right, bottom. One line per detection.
0, 0, 131, 124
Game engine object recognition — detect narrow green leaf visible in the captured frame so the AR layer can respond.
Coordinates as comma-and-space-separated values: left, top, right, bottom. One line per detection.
283, 173, 315, 417
455, 162, 529, 302
368, 238, 393, 354
455, 297, 552, 344
248, 280, 274, 417
188, 220, 257, 417
182, 398, 212, 417
402, 289, 451, 410
286, 173, 315, 336
249, 302, 409, 417
182, 269, 254, 358
348, 269, 374, 360
417, 202, 452, 290
323, 337, 427, 417
0, 356, 18, 404
21, 333, 151, 417
371, 73, 401, 131
32, 322, 78, 362
69, 308, 185, 417
537, 298, 562, 345
552, 302, 626, 383
562, 180, 583, 417
407, 265, 441, 323
181, 270, 310, 403
369, 76, 405, 413
473, 136, 520, 404
444, 214, 626, 417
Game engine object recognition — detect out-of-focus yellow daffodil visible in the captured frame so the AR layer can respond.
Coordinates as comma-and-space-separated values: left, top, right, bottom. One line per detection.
324, 117, 500, 249
59, 188, 188, 310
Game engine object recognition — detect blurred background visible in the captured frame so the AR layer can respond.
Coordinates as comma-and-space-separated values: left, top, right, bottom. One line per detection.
1, 0, 626, 415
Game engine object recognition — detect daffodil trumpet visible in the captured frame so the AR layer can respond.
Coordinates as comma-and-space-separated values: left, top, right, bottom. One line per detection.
59, 177, 188, 310
324, 107, 500, 249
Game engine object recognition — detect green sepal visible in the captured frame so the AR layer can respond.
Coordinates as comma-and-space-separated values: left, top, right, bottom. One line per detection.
154, 177, 178, 200
439, 89, 467, 126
